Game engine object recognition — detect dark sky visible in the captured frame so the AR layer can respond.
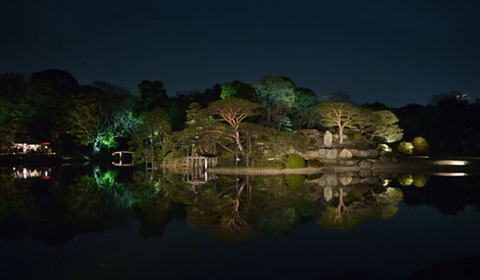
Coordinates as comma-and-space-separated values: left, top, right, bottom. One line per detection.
1, 0, 479, 107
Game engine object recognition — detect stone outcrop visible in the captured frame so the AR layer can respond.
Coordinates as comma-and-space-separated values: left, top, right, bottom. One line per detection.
358, 159, 374, 168
324, 131, 333, 148
338, 149, 353, 159
300, 149, 338, 160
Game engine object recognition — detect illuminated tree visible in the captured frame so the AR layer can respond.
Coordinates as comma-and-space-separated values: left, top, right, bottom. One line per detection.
0, 122, 28, 151
310, 102, 363, 144
208, 98, 259, 156
220, 81, 257, 101
65, 92, 140, 154
357, 109, 404, 143
130, 108, 171, 164
292, 87, 318, 127
253, 75, 296, 122
370, 110, 403, 143
134, 80, 169, 118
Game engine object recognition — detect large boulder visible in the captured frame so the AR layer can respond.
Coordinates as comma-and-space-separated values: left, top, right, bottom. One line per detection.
325, 149, 338, 159
349, 149, 380, 159
324, 131, 333, 148
338, 149, 353, 159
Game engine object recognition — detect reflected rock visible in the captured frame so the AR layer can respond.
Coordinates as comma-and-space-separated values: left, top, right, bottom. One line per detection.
358, 160, 374, 168
318, 174, 338, 187
358, 169, 372, 178
324, 186, 333, 201
339, 176, 353, 186
338, 159, 358, 166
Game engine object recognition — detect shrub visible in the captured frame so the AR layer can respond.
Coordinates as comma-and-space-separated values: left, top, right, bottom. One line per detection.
353, 134, 362, 140
397, 141, 414, 155
285, 154, 306, 168
286, 174, 305, 188
412, 137, 430, 155
397, 174, 414, 186
413, 175, 429, 187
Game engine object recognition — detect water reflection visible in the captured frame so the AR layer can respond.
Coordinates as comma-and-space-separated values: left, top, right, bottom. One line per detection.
12, 167, 51, 179
1, 166, 480, 244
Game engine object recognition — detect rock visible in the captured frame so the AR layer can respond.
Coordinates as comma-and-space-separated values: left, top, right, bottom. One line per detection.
339, 176, 353, 186
323, 186, 333, 201
360, 177, 380, 184
358, 169, 372, 178
358, 159, 374, 168
338, 149, 353, 159
324, 131, 333, 148
321, 167, 335, 173
349, 149, 380, 159
337, 159, 358, 166
365, 149, 380, 158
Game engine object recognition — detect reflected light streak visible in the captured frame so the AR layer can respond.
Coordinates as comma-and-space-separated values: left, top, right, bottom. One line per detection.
433, 160, 468, 166
433, 172, 469, 177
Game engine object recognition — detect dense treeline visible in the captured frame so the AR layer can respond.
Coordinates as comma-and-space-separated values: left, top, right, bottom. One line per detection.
0, 69, 478, 163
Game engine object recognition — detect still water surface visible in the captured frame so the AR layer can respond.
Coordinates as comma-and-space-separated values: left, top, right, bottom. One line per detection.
1, 165, 480, 279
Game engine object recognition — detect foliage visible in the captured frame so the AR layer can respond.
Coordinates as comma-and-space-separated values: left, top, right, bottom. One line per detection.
371, 110, 403, 143
278, 116, 293, 131
285, 154, 306, 169
208, 97, 259, 156
134, 80, 169, 116
65, 91, 140, 153
253, 75, 296, 122
310, 102, 364, 144
0, 123, 28, 151
412, 136, 430, 155
130, 108, 171, 165
397, 141, 414, 155
413, 175, 429, 188
285, 174, 305, 188
220, 81, 257, 101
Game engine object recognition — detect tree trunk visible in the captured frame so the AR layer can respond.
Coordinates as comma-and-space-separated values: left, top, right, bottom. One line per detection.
233, 130, 245, 156
338, 125, 344, 144
93, 139, 101, 154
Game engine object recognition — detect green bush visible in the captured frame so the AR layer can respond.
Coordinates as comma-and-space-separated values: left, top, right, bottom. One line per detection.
285, 154, 306, 168
412, 136, 430, 155
397, 141, 414, 155
353, 134, 363, 140
286, 174, 305, 188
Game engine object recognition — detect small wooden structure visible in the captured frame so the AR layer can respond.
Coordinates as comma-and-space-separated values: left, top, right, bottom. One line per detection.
185, 154, 218, 170
112, 151, 134, 167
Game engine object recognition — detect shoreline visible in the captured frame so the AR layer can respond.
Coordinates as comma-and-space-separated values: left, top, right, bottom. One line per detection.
207, 161, 475, 175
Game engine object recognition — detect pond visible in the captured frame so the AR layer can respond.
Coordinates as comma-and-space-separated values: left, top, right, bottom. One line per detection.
1, 164, 480, 279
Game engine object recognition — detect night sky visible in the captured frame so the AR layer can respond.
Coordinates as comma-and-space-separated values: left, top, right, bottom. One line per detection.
1, 0, 479, 107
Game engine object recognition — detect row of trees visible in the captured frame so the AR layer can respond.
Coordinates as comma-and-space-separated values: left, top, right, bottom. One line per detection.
11, 69, 470, 162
